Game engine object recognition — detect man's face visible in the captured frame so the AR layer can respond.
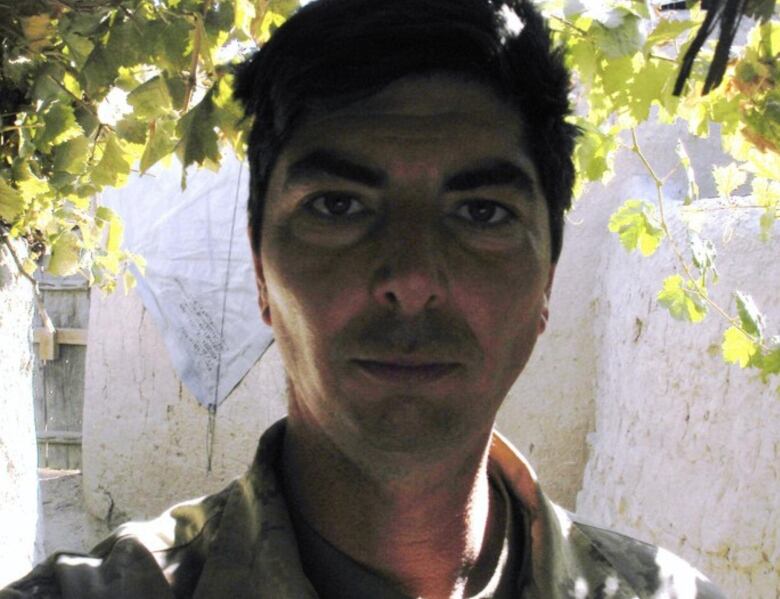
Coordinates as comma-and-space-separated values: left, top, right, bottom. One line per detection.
254, 75, 554, 458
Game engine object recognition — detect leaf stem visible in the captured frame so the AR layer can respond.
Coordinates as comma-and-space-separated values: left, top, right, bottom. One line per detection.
648, 53, 678, 64
45, 73, 96, 114
549, 15, 588, 36
629, 127, 763, 346
0, 124, 42, 133
182, 0, 212, 113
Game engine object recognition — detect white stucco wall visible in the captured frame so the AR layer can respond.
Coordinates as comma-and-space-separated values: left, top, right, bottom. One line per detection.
0, 241, 43, 587
82, 288, 287, 523
575, 202, 780, 598
570, 124, 779, 598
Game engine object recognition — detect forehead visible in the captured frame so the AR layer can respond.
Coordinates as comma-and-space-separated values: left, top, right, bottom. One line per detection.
275, 75, 534, 182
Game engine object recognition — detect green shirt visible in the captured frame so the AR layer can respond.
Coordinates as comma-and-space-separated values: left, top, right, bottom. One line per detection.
1, 420, 726, 599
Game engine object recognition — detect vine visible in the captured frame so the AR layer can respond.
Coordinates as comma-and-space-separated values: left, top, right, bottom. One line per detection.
545, 0, 780, 384
0, 0, 778, 383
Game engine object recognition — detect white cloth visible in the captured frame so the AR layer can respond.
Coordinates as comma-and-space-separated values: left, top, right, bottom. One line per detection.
99, 155, 273, 408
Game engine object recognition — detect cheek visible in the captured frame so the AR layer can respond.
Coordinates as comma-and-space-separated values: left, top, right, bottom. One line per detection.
263, 235, 367, 341
454, 258, 548, 375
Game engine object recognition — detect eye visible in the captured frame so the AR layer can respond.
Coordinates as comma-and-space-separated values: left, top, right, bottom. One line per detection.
306, 193, 367, 218
454, 200, 515, 226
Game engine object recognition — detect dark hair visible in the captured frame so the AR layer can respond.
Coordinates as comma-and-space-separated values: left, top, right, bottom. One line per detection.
234, 0, 577, 262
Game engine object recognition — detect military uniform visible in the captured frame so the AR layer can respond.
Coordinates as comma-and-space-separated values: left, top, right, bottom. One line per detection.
1, 420, 726, 599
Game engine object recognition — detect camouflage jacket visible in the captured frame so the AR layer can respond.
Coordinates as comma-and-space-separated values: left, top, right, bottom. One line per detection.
1, 420, 726, 599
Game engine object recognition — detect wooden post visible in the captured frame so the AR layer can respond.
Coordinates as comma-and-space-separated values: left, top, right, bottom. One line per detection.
36, 322, 59, 361
33, 327, 87, 359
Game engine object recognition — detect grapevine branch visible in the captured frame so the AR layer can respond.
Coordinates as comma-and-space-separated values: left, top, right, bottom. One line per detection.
182, 0, 212, 113
629, 127, 767, 349
0, 225, 55, 335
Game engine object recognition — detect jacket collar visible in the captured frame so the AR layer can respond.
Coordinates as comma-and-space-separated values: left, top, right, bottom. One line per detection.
193, 420, 639, 599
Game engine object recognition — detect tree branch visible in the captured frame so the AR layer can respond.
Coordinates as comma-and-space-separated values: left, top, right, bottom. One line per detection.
0, 226, 55, 333
182, 0, 212, 113
630, 128, 767, 349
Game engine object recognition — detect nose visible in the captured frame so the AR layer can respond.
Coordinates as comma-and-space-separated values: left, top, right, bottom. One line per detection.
370, 219, 448, 316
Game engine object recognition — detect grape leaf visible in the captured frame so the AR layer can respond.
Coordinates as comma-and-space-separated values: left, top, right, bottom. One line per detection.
608, 199, 665, 256
0, 179, 27, 222
676, 141, 699, 205
127, 76, 173, 120
140, 119, 177, 173
53, 136, 90, 175
658, 275, 708, 323
735, 291, 765, 339
713, 163, 748, 199
722, 326, 758, 368
47, 230, 81, 277
62, 32, 95, 68
689, 233, 717, 279
175, 91, 221, 169
644, 18, 696, 49
92, 135, 131, 187
35, 103, 83, 152
590, 13, 645, 59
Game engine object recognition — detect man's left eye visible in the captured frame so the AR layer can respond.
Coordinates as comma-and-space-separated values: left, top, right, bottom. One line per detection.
306, 193, 367, 218
455, 200, 515, 225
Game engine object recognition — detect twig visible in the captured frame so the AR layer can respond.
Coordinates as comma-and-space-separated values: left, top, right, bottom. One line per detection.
550, 15, 588, 36
46, 73, 95, 113
0, 124, 43, 133
629, 128, 766, 348
683, 204, 779, 213
0, 227, 55, 333
88, 123, 105, 163
182, 0, 212, 112
649, 53, 679, 64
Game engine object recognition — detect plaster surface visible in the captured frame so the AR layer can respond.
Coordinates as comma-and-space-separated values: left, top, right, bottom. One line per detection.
0, 241, 43, 587
82, 288, 287, 525
37, 469, 107, 554
573, 124, 779, 598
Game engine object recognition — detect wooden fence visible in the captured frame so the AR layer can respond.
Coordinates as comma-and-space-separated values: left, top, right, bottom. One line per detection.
33, 273, 89, 470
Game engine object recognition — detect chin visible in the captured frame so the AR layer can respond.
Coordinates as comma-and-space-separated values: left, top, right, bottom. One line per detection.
344, 394, 478, 454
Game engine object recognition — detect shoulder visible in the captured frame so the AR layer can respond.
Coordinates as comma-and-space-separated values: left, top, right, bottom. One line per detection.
569, 517, 727, 599
0, 482, 235, 599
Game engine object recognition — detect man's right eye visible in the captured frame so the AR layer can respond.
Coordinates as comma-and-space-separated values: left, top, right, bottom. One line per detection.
305, 193, 367, 218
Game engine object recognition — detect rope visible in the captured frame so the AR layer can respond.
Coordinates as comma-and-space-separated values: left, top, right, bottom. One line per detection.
207, 160, 244, 472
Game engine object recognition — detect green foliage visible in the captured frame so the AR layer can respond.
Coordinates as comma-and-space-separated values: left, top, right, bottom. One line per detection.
608, 199, 664, 256
722, 326, 758, 367
658, 274, 708, 323
1, 0, 778, 383
0, 0, 300, 290
549, 0, 780, 381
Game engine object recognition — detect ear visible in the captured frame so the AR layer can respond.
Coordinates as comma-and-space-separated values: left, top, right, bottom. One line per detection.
537, 262, 556, 335
249, 227, 272, 326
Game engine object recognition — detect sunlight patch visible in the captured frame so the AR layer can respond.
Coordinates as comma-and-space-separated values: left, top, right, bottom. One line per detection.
652, 546, 702, 599
56, 555, 102, 569
574, 576, 589, 599
499, 5, 525, 39
604, 575, 620, 597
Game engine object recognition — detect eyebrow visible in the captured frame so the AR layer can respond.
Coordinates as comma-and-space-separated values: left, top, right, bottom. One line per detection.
443, 160, 534, 194
285, 150, 387, 189
284, 150, 533, 195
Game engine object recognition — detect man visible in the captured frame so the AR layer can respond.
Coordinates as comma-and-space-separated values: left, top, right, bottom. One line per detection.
2, 0, 725, 597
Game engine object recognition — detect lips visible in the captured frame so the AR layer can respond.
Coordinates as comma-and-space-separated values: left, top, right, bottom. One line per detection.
353, 359, 460, 383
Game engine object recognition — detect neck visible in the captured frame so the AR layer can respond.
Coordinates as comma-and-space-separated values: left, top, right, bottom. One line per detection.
281, 412, 503, 599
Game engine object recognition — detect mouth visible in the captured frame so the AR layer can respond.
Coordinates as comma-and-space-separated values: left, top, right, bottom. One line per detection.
352, 359, 461, 384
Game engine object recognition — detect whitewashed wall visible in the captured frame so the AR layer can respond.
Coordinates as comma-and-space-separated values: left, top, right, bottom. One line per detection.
573, 126, 780, 598
76, 121, 778, 598
0, 241, 43, 587
82, 288, 287, 522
